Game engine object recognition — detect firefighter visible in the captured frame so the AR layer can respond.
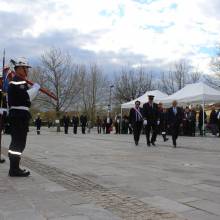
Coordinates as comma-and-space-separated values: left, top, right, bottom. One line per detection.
7, 57, 40, 177
35, 113, 42, 135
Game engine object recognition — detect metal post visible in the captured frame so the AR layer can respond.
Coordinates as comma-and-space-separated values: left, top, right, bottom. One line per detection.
108, 85, 114, 116
120, 107, 123, 134
202, 97, 205, 136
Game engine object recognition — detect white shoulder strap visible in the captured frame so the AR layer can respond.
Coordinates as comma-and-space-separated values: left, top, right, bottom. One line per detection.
133, 108, 143, 119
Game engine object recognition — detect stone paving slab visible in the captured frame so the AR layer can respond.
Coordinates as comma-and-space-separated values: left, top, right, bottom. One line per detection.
180, 209, 220, 220
186, 200, 220, 216
140, 196, 193, 213
1, 127, 220, 219
0, 161, 122, 220
192, 183, 220, 194
162, 177, 201, 186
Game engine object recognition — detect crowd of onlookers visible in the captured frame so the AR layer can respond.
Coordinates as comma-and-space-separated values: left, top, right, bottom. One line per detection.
116, 105, 220, 137
55, 104, 220, 137
29, 104, 220, 137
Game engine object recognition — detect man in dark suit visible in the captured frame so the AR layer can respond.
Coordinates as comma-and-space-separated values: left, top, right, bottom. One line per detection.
209, 106, 218, 135
158, 102, 169, 142
143, 95, 160, 146
167, 100, 183, 147
72, 113, 79, 134
80, 114, 87, 134
35, 113, 42, 135
62, 113, 70, 134
129, 100, 143, 146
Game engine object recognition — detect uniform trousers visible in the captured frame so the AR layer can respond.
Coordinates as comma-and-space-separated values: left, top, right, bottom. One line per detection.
9, 117, 29, 157
145, 123, 157, 144
82, 125, 86, 134
73, 125, 78, 134
132, 121, 142, 143
36, 125, 41, 134
64, 125, 69, 134
170, 124, 180, 145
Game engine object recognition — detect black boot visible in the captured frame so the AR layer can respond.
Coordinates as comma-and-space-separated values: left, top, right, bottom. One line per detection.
9, 157, 30, 177
9, 169, 30, 177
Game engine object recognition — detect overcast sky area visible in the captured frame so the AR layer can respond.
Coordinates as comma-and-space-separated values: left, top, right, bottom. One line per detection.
1, 0, 220, 75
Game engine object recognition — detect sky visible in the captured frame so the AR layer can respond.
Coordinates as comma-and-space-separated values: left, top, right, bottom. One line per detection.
1, 0, 220, 75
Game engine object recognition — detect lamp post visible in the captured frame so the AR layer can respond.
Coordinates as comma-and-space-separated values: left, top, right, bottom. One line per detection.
108, 85, 114, 114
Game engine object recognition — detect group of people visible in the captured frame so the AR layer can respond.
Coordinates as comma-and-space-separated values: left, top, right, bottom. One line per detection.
61, 113, 88, 134
129, 95, 220, 147
61, 114, 114, 135
34, 97, 220, 146
0, 58, 41, 177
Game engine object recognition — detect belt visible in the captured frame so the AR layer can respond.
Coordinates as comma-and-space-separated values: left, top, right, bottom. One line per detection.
10, 106, 29, 111
0, 108, 8, 112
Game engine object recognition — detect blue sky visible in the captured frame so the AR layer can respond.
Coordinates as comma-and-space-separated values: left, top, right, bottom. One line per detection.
1, 0, 220, 75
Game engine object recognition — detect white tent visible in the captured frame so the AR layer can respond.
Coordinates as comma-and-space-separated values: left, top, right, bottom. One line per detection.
159, 82, 220, 104
159, 82, 220, 136
121, 90, 168, 109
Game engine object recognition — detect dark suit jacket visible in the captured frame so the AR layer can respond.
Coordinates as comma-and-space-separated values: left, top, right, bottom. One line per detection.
35, 117, 42, 128
80, 115, 87, 126
167, 106, 183, 126
142, 102, 159, 124
198, 110, 207, 124
72, 116, 79, 126
62, 116, 70, 127
209, 110, 217, 124
129, 107, 143, 124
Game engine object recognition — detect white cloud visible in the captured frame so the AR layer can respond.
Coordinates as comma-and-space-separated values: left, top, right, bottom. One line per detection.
0, 0, 220, 74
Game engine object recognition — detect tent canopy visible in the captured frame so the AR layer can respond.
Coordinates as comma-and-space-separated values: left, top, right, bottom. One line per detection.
121, 90, 168, 109
159, 82, 220, 105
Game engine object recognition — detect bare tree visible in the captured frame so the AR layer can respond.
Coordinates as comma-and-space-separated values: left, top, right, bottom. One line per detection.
159, 71, 176, 95
173, 60, 191, 90
188, 69, 202, 83
30, 48, 83, 130
80, 64, 108, 123
114, 66, 154, 103
205, 44, 220, 88
159, 60, 191, 94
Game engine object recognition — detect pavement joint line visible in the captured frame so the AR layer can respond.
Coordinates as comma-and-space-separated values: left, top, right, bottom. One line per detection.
183, 203, 219, 216
29, 132, 220, 153
2, 146, 186, 220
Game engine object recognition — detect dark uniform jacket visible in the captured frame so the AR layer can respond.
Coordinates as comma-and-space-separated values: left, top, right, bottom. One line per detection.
7, 76, 31, 120
142, 102, 159, 124
35, 117, 42, 128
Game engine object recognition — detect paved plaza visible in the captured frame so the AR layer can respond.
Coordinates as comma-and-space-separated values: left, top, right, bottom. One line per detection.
1, 127, 220, 220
